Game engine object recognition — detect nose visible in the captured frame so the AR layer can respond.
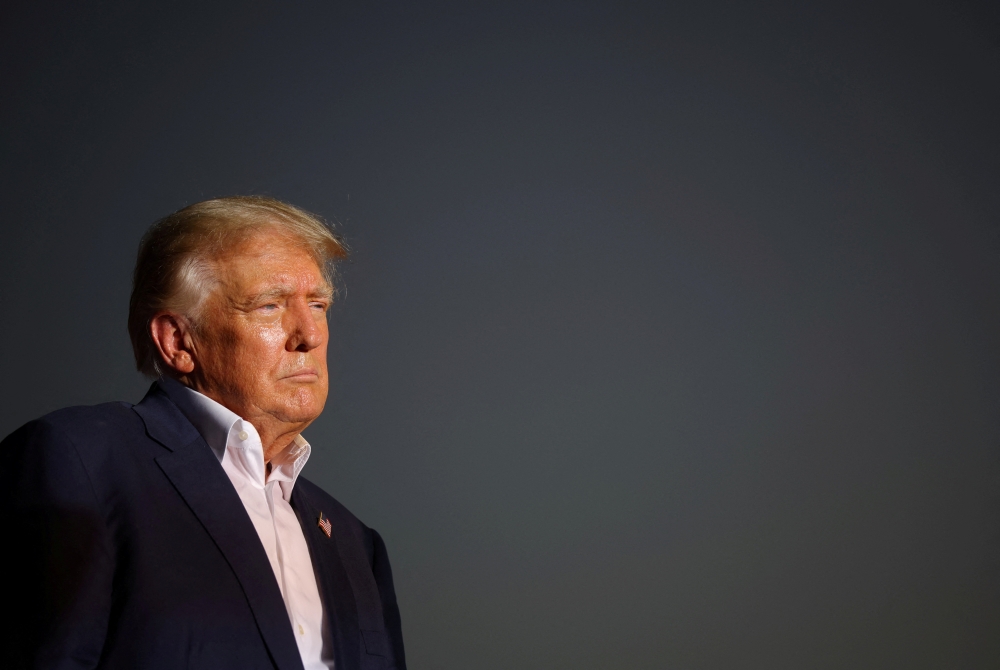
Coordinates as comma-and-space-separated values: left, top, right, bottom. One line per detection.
286, 299, 326, 352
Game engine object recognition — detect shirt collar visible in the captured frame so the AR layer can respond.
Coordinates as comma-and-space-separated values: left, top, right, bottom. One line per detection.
159, 377, 237, 462
157, 377, 312, 495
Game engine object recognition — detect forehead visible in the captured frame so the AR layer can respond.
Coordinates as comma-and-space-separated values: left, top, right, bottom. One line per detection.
213, 228, 328, 293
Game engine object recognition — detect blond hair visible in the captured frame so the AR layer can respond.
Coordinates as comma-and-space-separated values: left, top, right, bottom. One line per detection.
128, 195, 347, 377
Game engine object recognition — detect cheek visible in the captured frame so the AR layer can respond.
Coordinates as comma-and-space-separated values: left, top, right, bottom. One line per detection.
313, 337, 329, 369
247, 322, 288, 353
226, 324, 287, 382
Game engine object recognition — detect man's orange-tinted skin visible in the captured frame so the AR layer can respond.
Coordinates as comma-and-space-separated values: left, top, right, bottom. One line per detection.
149, 227, 333, 465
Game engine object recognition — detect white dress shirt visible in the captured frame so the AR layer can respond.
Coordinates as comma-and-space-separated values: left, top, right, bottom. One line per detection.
161, 378, 333, 670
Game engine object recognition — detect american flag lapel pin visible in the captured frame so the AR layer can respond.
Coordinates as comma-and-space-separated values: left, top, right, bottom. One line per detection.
317, 512, 332, 538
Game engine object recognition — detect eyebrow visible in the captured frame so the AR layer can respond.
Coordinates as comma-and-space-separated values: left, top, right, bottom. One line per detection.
239, 284, 334, 307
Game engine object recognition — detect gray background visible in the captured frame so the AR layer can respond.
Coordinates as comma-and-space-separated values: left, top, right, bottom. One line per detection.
2, 1, 999, 667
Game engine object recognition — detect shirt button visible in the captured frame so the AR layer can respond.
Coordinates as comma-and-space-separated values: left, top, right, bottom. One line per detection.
238, 430, 249, 441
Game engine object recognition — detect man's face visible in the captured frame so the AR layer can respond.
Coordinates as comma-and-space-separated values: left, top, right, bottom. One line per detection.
188, 227, 331, 429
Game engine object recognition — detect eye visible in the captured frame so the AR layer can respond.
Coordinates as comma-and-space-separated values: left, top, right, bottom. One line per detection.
310, 301, 329, 312
259, 303, 279, 312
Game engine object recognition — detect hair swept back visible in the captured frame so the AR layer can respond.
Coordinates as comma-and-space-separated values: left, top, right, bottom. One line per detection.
128, 195, 347, 377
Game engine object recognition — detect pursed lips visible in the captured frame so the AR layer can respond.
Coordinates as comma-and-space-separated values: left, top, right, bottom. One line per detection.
280, 368, 320, 381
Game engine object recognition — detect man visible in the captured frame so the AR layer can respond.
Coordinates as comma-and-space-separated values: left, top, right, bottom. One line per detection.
3, 196, 405, 670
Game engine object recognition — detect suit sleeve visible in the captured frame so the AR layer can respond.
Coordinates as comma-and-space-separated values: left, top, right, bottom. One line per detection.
370, 529, 406, 670
2, 419, 114, 669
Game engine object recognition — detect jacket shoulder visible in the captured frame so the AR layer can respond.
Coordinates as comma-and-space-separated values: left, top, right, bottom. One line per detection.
39, 401, 136, 430
3, 401, 141, 458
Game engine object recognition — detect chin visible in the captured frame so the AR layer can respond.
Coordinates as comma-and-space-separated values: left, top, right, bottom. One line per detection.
278, 391, 326, 424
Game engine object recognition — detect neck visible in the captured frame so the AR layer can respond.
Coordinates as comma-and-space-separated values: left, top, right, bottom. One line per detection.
254, 422, 305, 464
174, 375, 311, 464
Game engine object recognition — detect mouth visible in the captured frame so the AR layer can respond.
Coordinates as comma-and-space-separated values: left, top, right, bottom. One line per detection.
281, 368, 320, 382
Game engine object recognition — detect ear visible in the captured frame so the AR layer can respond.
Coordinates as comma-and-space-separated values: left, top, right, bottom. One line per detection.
149, 313, 197, 375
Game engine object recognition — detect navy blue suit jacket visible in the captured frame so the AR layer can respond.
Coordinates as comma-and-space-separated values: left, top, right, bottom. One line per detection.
2, 383, 405, 670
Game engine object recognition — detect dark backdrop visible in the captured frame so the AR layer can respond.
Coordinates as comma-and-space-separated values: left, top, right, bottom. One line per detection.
2, 2, 999, 668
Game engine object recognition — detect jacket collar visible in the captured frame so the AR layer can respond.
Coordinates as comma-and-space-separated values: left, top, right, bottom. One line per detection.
292, 482, 395, 667
156, 377, 232, 462
132, 383, 306, 670
131, 381, 202, 453
291, 485, 361, 670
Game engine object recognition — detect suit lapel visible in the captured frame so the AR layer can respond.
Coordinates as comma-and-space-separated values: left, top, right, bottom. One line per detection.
133, 384, 305, 670
291, 486, 361, 670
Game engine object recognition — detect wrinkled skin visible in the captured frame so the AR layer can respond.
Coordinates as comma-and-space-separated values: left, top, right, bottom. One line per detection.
149, 228, 332, 464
